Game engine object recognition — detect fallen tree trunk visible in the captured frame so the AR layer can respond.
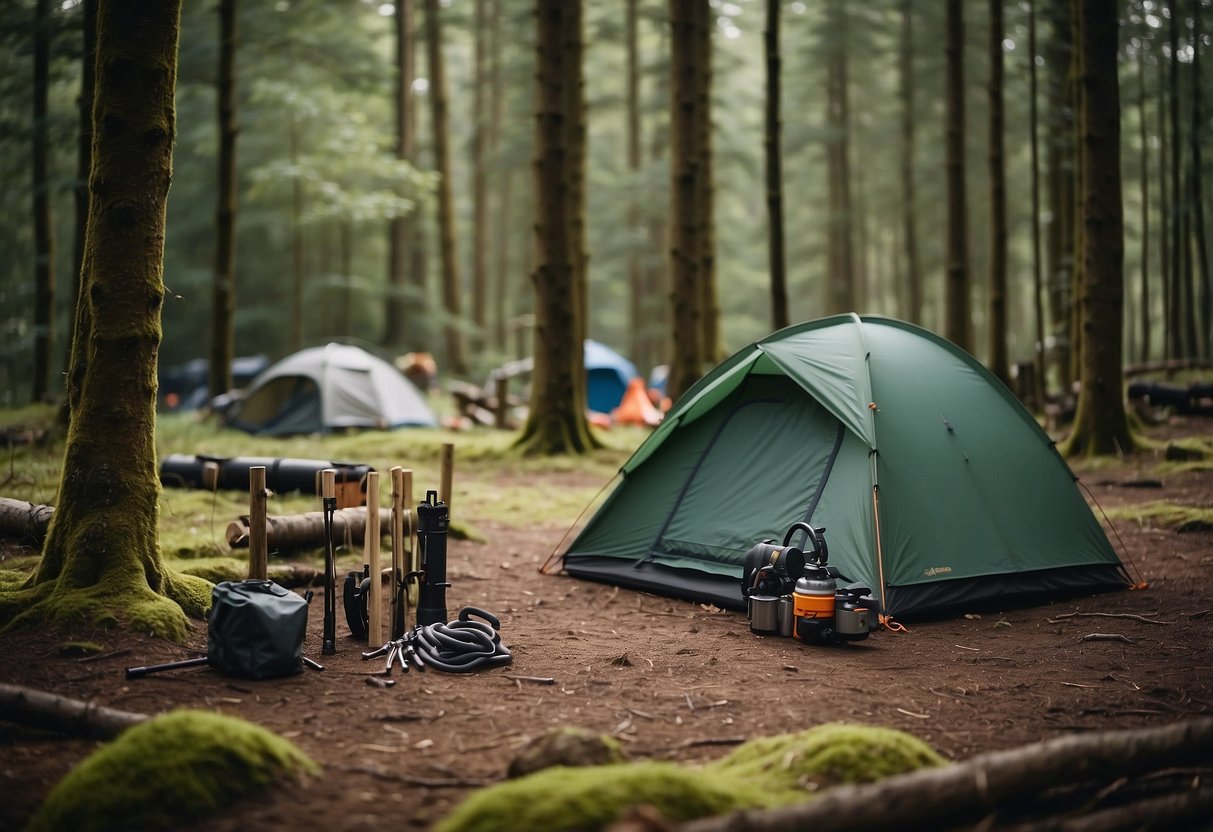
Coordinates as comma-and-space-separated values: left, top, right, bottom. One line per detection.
0, 497, 53, 546
226, 507, 399, 552
0, 683, 148, 740
678, 719, 1213, 832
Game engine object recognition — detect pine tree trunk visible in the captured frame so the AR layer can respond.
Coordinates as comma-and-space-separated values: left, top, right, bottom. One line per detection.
1167, 0, 1182, 359
1137, 38, 1151, 364
667, 0, 705, 403
470, 0, 489, 352
424, 0, 467, 375
564, 1, 593, 436
32, 0, 55, 403
1028, 0, 1046, 399
944, 0, 971, 351
490, 0, 507, 353
209, 0, 237, 398
1188, 0, 1210, 359
67, 0, 97, 419
15, 0, 207, 641
1156, 51, 1171, 362
987, 0, 1008, 383
290, 111, 305, 351
1066, 0, 1084, 388
694, 0, 719, 363
825, 2, 855, 317
515, 0, 594, 456
1064, 0, 1133, 457
899, 0, 922, 326
765, 0, 787, 331
1044, 0, 1073, 390
627, 0, 647, 355
385, 0, 415, 350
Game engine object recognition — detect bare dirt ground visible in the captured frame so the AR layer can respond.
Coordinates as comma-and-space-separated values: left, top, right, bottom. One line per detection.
2, 418, 1212, 831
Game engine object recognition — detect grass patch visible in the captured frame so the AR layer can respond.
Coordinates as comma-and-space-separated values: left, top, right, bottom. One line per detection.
1102, 500, 1213, 530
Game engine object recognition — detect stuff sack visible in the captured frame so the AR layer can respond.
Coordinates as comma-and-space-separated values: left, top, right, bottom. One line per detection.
208, 580, 308, 679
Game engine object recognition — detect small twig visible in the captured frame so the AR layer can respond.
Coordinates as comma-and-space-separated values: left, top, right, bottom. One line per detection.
896, 707, 930, 719
74, 648, 133, 664
503, 675, 556, 685
1062, 681, 1099, 688
1050, 611, 1174, 625
955, 644, 980, 652
1081, 633, 1134, 644
685, 693, 696, 711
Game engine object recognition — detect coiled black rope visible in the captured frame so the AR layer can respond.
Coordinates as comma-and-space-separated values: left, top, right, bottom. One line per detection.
407, 606, 512, 673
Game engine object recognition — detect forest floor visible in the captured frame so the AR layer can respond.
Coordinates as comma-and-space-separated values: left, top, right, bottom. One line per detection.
1, 415, 1212, 831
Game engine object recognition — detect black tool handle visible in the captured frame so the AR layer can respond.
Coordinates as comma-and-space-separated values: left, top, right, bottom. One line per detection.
125, 656, 210, 680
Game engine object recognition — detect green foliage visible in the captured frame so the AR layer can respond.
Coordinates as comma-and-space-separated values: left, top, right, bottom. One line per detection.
1102, 500, 1213, 531
438, 723, 944, 832
27, 709, 318, 832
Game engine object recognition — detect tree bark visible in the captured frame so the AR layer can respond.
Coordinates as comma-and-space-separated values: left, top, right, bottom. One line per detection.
1137, 37, 1151, 364
1064, 0, 1133, 457
824, 2, 854, 317
290, 111, 305, 351
515, 0, 595, 456
694, 0, 718, 364
1028, 0, 1046, 401
986, 0, 1008, 384
66, 0, 98, 422
764, 0, 787, 332
209, 0, 237, 399
1167, 0, 1182, 359
0, 683, 148, 740
33, 0, 55, 404
678, 719, 1213, 832
384, 0, 416, 350
424, 0, 467, 375
1156, 47, 1171, 365
1188, 0, 1210, 359
666, 0, 705, 403
899, 0, 922, 326
944, 0, 971, 351
470, 0, 489, 352
14, 0, 204, 641
627, 0, 647, 356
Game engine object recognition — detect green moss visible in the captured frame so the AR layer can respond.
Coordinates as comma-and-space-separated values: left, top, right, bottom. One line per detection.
710, 723, 945, 789
439, 724, 944, 832
57, 641, 104, 657
172, 556, 246, 585
0, 568, 32, 591
436, 762, 767, 832
27, 709, 318, 832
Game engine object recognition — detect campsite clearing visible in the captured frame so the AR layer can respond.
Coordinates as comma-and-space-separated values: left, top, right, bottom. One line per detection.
1, 417, 1211, 831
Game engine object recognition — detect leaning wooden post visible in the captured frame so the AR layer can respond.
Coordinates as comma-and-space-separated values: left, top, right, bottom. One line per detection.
389, 466, 405, 639
248, 466, 268, 580
365, 471, 382, 645
440, 442, 454, 510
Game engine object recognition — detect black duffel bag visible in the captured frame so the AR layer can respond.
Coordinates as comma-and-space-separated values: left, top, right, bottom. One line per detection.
208, 579, 308, 679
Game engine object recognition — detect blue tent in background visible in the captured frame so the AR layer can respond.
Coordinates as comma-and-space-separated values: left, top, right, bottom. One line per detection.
585, 340, 638, 414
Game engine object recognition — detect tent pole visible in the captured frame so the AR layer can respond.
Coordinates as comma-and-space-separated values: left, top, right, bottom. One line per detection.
871, 485, 888, 612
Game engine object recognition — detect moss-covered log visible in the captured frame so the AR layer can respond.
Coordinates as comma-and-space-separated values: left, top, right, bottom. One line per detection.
0, 0, 209, 641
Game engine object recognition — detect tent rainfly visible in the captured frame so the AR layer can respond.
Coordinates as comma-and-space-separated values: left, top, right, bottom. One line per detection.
556, 315, 1130, 619
225, 343, 436, 436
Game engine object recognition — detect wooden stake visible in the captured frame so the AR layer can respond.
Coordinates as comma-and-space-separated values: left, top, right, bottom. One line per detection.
440, 442, 454, 509
390, 466, 405, 638
403, 468, 415, 575
365, 471, 382, 644
495, 376, 509, 429
248, 466, 268, 580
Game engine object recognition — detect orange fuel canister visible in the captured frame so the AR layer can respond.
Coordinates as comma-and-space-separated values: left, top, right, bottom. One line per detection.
792, 564, 836, 643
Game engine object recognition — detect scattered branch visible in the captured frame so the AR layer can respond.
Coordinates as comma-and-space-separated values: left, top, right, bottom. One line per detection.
0, 683, 148, 739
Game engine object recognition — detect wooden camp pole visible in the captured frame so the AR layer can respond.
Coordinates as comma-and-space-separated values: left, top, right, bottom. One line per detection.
321, 469, 337, 654
440, 442, 454, 510
389, 466, 405, 638
248, 466, 268, 580
403, 468, 415, 575
365, 471, 382, 644
201, 460, 220, 492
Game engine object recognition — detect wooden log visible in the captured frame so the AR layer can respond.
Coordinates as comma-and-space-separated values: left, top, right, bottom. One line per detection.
248, 465, 268, 580
225, 507, 398, 552
0, 497, 54, 545
0, 683, 148, 739
390, 466, 405, 639
366, 471, 382, 644
678, 719, 1213, 832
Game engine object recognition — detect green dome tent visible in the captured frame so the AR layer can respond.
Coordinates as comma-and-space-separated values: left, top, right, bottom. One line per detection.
557, 315, 1130, 619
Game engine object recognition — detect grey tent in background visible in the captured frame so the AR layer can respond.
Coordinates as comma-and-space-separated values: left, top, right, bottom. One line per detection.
225, 343, 436, 435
